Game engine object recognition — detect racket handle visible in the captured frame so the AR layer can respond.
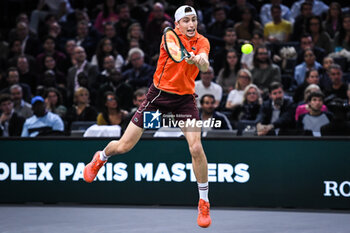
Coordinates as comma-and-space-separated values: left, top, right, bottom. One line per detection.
185, 51, 192, 58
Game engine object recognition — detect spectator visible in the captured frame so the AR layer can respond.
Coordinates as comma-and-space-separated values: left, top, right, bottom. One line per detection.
184, 0, 204, 23
321, 98, 350, 136
115, 4, 136, 45
229, 0, 257, 23
96, 55, 130, 110
21, 96, 64, 137
306, 16, 333, 54
121, 87, 147, 131
293, 68, 321, 104
91, 38, 124, 72
47, 21, 65, 50
318, 56, 333, 90
295, 84, 328, 121
0, 94, 25, 137
145, 1, 172, 25
39, 55, 66, 87
93, 0, 119, 34
65, 87, 97, 130
324, 64, 348, 100
62, 39, 77, 72
333, 13, 350, 52
212, 28, 241, 75
75, 20, 100, 60
294, 48, 322, 86
44, 87, 67, 119
208, 6, 234, 41
322, 2, 342, 39
37, 13, 58, 41
0, 67, 32, 103
37, 69, 68, 105
97, 91, 128, 126
66, 46, 99, 102
225, 68, 252, 110
256, 82, 295, 136
16, 55, 37, 94
7, 39, 36, 73
127, 23, 149, 58
264, 4, 292, 43
290, 2, 313, 42
7, 38, 24, 62
234, 84, 262, 122
291, 0, 329, 19
36, 36, 67, 73
297, 91, 332, 136
234, 6, 262, 41
61, 9, 91, 39
201, 0, 222, 26
241, 30, 265, 70
10, 84, 33, 119
76, 72, 89, 90
10, 22, 40, 57
15, 12, 30, 26
125, 0, 150, 29
103, 22, 126, 58
251, 46, 281, 96
199, 94, 232, 130
122, 48, 154, 91
7, 13, 31, 42
195, 66, 223, 108
29, 0, 72, 34
131, 87, 147, 113
297, 33, 325, 64
144, 2, 172, 58
260, 0, 293, 26
96, 55, 124, 89
216, 49, 241, 94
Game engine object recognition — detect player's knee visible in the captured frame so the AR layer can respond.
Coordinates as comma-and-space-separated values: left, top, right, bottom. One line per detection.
189, 142, 203, 158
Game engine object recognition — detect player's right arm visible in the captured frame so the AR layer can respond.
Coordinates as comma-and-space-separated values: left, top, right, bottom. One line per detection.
186, 52, 209, 72
186, 35, 210, 72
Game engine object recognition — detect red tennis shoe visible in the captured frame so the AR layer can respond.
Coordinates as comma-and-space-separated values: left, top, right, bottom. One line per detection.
83, 151, 106, 183
197, 199, 211, 228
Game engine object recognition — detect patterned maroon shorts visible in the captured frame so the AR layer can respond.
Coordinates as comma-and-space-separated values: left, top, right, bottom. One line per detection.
131, 84, 199, 128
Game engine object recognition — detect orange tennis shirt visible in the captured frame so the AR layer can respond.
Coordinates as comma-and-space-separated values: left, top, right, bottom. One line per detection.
153, 27, 210, 95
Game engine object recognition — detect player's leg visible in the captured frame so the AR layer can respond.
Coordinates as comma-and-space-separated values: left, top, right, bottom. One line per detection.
181, 125, 211, 228
83, 122, 144, 183
181, 126, 208, 183
103, 122, 144, 156
83, 85, 162, 183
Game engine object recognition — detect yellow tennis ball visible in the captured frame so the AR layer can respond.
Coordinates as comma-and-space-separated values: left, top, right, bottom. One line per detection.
241, 43, 253, 54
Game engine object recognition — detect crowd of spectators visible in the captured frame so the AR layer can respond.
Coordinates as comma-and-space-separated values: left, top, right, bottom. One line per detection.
0, 0, 350, 137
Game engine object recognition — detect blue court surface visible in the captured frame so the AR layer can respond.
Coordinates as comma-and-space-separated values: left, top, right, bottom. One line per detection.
1, 205, 349, 233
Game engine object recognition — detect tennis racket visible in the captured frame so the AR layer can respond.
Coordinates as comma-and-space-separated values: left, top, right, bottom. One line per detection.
163, 27, 191, 63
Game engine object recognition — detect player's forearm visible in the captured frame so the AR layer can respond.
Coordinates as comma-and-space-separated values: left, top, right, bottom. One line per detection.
196, 60, 209, 72
194, 53, 209, 72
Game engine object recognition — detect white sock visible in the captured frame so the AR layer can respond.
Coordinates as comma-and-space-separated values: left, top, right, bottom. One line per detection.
99, 150, 110, 161
198, 182, 209, 202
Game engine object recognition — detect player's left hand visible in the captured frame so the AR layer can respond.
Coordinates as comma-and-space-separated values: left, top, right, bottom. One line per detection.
185, 52, 195, 64
192, 54, 207, 67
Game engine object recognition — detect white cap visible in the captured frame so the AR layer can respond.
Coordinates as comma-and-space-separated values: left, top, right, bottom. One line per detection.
174, 5, 197, 22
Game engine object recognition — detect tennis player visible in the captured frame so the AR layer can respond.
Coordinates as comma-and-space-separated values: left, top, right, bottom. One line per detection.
84, 5, 211, 228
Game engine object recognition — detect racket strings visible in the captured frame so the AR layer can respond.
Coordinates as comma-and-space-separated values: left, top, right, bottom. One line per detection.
164, 27, 189, 63
166, 31, 182, 61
